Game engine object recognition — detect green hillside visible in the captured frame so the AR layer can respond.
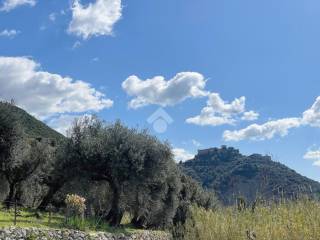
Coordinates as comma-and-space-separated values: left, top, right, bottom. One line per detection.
0, 102, 65, 142
180, 146, 320, 205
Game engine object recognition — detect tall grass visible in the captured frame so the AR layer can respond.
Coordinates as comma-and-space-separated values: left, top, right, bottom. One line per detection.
62, 213, 134, 234
182, 199, 320, 240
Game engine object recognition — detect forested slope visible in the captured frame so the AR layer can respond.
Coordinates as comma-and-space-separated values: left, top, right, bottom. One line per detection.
0, 102, 64, 142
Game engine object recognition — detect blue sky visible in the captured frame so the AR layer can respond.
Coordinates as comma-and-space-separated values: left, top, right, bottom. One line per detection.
0, 0, 320, 181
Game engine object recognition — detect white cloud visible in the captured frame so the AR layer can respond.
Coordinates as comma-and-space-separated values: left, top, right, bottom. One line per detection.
172, 148, 194, 163
47, 114, 96, 136
0, 0, 36, 11
47, 114, 78, 136
68, 0, 122, 39
302, 96, 320, 127
122, 72, 207, 109
207, 93, 246, 115
223, 97, 320, 142
0, 29, 19, 38
49, 13, 56, 22
186, 112, 235, 126
192, 139, 201, 147
223, 118, 301, 141
0, 56, 113, 119
72, 41, 82, 49
241, 110, 259, 121
186, 93, 253, 126
303, 148, 320, 167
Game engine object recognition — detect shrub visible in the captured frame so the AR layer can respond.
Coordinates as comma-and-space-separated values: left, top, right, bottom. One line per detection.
65, 194, 86, 219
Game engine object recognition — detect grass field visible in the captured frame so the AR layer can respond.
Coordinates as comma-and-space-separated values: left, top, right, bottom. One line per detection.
0, 206, 137, 235
182, 199, 320, 240
0, 207, 63, 229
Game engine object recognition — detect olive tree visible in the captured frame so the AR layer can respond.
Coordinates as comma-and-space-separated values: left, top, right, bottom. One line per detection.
128, 167, 181, 229
38, 139, 78, 210
0, 101, 55, 208
2, 137, 53, 208
39, 116, 212, 228
67, 117, 181, 227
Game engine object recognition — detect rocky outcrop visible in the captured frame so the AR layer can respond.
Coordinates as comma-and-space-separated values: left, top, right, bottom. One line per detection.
0, 227, 171, 240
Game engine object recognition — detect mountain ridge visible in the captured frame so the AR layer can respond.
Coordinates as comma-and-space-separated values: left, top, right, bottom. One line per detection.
180, 146, 320, 205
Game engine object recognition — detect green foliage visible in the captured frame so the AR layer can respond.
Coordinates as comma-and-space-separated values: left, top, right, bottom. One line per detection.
26, 234, 37, 240
0, 101, 64, 142
52, 177, 112, 217
61, 215, 131, 233
173, 174, 218, 226
2, 136, 54, 207
37, 138, 79, 210
180, 146, 320, 204
63, 216, 91, 231
64, 117, 182, 227
0, 102, 62, 209
52, 117, 214, 229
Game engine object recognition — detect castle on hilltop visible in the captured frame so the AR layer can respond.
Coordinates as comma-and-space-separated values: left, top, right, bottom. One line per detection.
197, 145, 240, 157
197, 148, 216, 156
197, 145, 228, 156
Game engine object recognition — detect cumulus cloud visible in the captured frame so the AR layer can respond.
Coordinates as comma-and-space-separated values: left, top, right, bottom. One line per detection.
122, 72, 207, 109
0, 56, 113, 119
206, 93, 246, 115
172, 148, 194, 163
223, 118, 301, 141
0, 0, 36, 11
186, 111, 235, 126
223, 97, 320, 142
303, 148, 320, 167
47, 114, 78, 136
0, 29, 20, 38
241, 110, 259, 121
68, 0, 122, 39
186, 93, 256, 126
302, 96, 320, 127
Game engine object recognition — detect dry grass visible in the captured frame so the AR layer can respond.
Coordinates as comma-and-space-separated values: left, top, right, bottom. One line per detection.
183, 199, 320, 240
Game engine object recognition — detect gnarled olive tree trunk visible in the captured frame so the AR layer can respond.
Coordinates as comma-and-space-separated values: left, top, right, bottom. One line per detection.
104, 181, 124, 227
3, 181, 17, 209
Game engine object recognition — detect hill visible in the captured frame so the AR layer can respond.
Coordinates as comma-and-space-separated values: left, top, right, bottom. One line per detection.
0, 101, 65, 142
180, 146, 320, 205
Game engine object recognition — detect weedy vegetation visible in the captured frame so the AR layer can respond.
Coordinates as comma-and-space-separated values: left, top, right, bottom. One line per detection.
179, 198, 320, 240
